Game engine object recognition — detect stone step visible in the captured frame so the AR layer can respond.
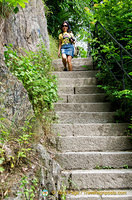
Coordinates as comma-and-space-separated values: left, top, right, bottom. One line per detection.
58, 78, 97, 86
56, 152, 132, 170
56, 112, 115, 123
75, 86, 104, 94
58, 94, 106, 103
52, 58, 93, 71
52, 71, 98, 78
61, 169, 132, 189
66, 190, 132, 200
54, 103, 111, 112
58, 86, 103, 94
57, 136, 132, 152
52, 123, 128, 136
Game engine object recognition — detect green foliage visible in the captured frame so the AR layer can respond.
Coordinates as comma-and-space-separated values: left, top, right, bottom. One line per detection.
0, 0, 29, 17
0, 157, 5, 172
92, 0, 132, 46
19, 176, 38, 200
0, 116, 10, 143
78, 46, 87, 58
94, 38, 132, 121
0, 108, 34, 172
123, 165, 129, 169
85, 0, 132, 122
95, 165, 113, 169
61, 184, 66, 200
4, 43, 58, 116
95, 165, 131, 169
49, 34, 59, 59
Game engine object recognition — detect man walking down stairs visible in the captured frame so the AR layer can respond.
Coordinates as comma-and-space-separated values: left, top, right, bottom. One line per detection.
52, 58, 132, 200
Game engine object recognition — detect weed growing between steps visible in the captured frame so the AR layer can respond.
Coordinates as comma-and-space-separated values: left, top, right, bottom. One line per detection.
95, 165, 131, 169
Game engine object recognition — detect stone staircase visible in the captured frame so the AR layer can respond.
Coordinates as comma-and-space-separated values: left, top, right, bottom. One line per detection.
52, 58, 132, 200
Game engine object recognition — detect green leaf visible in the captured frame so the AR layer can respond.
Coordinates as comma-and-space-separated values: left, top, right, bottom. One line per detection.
13, 6, 19, 14
0, 167, 5, 172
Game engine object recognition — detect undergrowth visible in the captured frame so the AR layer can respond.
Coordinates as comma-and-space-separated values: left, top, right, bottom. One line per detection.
90, 36, 132, 122
49, 34, 58, 59
4, 42, 59, 117
0, 91, 56, 199
0, 100, 39, 198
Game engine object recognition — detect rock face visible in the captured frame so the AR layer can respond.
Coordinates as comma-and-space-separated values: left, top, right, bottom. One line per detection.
0, 0, 49, 121
0, 0, 49, 53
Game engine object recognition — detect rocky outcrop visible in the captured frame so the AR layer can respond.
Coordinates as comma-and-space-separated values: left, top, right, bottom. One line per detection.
0, 0, 49, 54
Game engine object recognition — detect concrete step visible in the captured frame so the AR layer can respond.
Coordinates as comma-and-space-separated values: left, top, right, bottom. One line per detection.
61, 169, 132, 189
54, 103, 111, 112
58, 86, 104, 94
58, 94, 106, 103
57, 136, 132, 152
52, 123, 128, 136
58, 78, 97, 86
75, 86, 104, 94
56, 152, 132, 170
66, 190, 132, 200
52, 71, 98, 78
56, 112, 115, 123
52, 58, 93, 71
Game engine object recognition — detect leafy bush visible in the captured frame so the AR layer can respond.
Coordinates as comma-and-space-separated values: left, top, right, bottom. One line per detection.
4, 42, 58, 116
85, 0, 132, 122
78, 46, 87, 58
